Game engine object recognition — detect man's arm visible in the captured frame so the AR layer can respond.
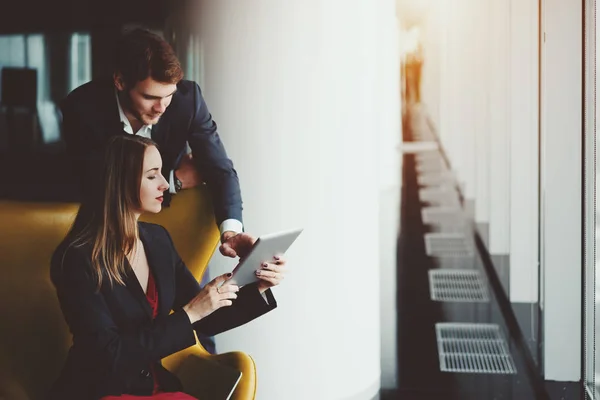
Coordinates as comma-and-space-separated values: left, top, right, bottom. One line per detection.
186, 82, 244, 230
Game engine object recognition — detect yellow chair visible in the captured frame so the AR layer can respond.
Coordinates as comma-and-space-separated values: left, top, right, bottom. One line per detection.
0, 188, 257, 400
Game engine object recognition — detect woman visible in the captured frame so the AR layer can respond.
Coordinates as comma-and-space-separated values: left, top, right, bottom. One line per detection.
49, 135, 285, 399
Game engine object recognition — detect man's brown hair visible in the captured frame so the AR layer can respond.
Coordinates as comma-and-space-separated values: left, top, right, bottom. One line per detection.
115, 28, 183, 88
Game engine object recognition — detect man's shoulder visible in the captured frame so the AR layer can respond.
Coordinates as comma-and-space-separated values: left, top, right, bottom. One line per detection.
174, 80, 205, 102
176, 79, 199, 94
62, 78, 113, 111
167, 80, 202, 115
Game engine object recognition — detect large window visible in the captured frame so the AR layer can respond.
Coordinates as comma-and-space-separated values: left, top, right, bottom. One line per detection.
0, 32, 91, 147
69, 33, 91, 93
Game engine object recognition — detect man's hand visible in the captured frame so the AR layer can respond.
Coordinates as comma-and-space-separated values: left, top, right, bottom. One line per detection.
175, 154, 202, 190
219, 232, 256, 258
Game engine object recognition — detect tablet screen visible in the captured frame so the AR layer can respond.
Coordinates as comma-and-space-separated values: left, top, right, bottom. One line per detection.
228, 228, 303, 287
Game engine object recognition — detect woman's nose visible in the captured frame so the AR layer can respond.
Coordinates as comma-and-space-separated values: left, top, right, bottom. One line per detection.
159, 175, 169, 191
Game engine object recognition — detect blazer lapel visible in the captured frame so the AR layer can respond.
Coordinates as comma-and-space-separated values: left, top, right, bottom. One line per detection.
139, 224, 175, 317
123, 258, 153, 319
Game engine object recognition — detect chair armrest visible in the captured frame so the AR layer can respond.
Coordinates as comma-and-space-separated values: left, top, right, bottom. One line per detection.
163, 340, 257, 400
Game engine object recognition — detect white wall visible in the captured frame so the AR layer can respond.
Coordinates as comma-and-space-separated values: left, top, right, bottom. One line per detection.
540, 0, 582, 382
422, 0, 505, 234
408, 0, 583, 382
417, 0, 540, 299
195, 1, 400, 398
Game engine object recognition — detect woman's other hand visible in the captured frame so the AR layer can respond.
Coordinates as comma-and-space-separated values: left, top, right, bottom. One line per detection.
183, 273, 239, 323
255, 255, 287, 294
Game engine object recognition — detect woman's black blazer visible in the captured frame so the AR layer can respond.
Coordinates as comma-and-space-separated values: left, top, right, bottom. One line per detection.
48, 222, 276, 399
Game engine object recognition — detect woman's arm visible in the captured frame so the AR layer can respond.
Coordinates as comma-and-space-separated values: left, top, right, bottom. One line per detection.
193, 282, 277, 336
164, 226, 277, 337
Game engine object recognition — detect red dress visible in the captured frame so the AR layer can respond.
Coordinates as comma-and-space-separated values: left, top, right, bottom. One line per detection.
101, 271, 197, 400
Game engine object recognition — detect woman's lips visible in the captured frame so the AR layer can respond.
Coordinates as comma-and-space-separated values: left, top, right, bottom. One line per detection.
156, 196, 164, 203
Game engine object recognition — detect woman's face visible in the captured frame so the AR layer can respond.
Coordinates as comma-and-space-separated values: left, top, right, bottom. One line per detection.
138, 146, 169, 214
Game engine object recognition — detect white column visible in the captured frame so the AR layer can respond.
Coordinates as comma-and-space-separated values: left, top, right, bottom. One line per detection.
540, 0, 582, 382
508, 0, 540, 303
437, 0, 478, 199
456, 0, 477, 201
438, 0, 463, 175
474, 0, 491, 224
377, 5, 402, 391
487, 0, 511, 254
437, 1, 451, 154
195, 1, 394, 398
420, 6, 442, 132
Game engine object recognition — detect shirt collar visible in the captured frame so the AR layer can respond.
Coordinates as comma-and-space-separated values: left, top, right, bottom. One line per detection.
115, 90, 151, 136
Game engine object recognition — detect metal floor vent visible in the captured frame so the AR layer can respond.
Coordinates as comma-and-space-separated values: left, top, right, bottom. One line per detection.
422, 207, 466, 226
403, 142, 439, 154
428, 270, 489, 302
433, 257, 479, 270
416, 161, 447, 174
435, 323, 517, 374
412, 133, 436, 141
417, 172, 456, 187
419, 188, 460, 206
413, 137, 436, 143
415, 153, 443, 163
424, 233, 474, 257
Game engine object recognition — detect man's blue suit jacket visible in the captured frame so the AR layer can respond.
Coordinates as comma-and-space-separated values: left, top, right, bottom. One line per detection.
61, 78, 243, 227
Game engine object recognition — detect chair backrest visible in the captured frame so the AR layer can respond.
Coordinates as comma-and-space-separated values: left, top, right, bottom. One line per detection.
1, 68, 37, 109
0, 188, 219, 399
0, 109, 8, 151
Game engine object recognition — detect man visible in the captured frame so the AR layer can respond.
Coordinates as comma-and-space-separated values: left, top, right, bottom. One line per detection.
61, 28, 255, 352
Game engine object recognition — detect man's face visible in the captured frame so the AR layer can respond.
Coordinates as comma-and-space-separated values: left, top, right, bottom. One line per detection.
116, 75, 177, 126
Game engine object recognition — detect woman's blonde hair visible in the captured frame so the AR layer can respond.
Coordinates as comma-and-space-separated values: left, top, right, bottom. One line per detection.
65, 134, 158, 289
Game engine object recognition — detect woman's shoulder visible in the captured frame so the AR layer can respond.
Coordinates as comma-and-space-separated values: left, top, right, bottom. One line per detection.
138, 222, 178, 254
51, 239, 91, 265
49, 240, 94, 284
138, 221, 169, 239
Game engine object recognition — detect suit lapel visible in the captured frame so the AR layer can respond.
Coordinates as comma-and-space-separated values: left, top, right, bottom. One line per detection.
151, 116, 171, 147
96, 78, 126, 136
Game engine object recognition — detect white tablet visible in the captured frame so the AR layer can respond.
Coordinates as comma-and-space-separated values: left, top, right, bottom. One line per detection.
227, 228, 303, 287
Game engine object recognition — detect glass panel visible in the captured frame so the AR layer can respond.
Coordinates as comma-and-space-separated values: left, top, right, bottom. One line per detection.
69, 33, 91, 92
584, 0, 598, 396
0, 35, 27, 96
595, 0, 600, 392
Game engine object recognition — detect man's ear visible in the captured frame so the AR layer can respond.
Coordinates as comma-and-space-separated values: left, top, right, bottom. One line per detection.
113, 72, 126, 91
